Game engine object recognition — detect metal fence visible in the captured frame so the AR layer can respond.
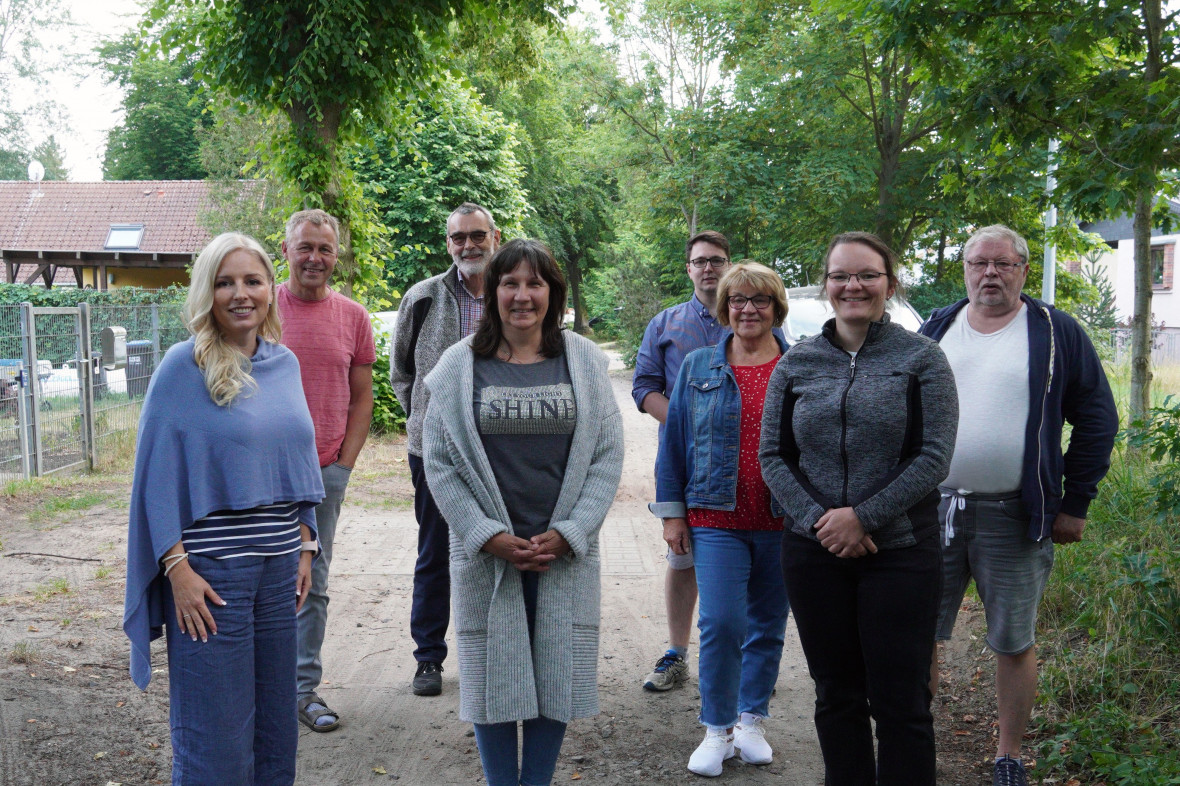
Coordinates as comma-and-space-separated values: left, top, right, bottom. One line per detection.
0, 302, 186, 484
1110, 328, 1180, 366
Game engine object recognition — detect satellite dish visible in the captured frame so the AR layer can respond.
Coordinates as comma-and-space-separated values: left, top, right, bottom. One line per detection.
28, 160, 45, 182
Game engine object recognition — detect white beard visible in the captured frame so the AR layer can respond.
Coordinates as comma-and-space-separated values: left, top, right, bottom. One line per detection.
458, 258, 486, 278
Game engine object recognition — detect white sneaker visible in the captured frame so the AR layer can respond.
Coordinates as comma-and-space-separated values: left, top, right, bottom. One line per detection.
687, 727, 735, 777
734, 712, 772, 764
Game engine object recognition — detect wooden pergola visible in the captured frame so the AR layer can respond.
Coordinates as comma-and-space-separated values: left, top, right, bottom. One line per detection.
2, 249, 194, 289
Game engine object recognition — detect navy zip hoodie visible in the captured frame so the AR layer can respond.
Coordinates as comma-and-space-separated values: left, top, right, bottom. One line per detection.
919, 294, 1118, 541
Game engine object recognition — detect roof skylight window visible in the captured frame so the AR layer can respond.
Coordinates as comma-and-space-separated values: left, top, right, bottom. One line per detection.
105, 224, 144, 250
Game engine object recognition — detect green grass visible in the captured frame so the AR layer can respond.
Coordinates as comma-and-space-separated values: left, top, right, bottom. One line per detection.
93, 565, 111, 580
8, 641, 40, 665
31, 578, 70, 601
1033, 441, 1180, 783
26, 491, 112, 523
1104, 361, 1180, 411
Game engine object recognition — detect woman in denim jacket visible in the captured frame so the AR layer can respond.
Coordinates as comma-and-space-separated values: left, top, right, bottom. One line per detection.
652, 262, 791, 778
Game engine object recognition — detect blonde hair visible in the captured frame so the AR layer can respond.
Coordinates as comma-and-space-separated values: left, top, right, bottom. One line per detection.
716, 261, 789, 328
183, 233, 281, 406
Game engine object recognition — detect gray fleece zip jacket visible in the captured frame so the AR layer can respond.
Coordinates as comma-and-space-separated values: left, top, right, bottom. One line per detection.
758, 315, 959, 549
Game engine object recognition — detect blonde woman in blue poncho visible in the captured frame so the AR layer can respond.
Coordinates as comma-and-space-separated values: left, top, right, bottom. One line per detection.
123, 233, 324, 785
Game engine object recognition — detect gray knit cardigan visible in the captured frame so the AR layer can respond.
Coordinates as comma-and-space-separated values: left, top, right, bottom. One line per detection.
422, 331, 624, 724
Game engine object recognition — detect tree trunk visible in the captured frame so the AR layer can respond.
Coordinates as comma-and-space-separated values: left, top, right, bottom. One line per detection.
875, 144, 900, 250
1129, 0, 1163, 423
933, 230, 947, 283
1129, 183, 1154, 422
287, 100, 354, 297
565, 252, 589, 334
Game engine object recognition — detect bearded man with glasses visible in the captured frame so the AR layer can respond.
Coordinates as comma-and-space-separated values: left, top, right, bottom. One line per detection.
919, 224, 1117, 786
392, 202, 501, 697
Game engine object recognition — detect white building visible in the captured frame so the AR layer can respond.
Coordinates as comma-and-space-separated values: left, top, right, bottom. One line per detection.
1077, 199, 1180, 329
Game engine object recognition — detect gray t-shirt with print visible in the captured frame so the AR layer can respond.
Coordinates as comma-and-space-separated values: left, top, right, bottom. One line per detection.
473, 353, 575, 540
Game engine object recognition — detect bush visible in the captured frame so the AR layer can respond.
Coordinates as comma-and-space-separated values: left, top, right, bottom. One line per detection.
0, 283, 188, 307
370, 331, 405, 435
1033, 411, 1180, 785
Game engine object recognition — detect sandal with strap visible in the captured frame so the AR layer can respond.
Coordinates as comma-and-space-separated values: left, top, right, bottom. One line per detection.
298, 693, 340, 733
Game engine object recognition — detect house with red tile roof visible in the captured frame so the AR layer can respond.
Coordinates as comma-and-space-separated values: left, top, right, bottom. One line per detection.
0, 180, 220, 289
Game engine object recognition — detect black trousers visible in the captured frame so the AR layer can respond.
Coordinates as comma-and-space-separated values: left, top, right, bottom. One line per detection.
409, 453, 450, 664
781, 531, 941, 786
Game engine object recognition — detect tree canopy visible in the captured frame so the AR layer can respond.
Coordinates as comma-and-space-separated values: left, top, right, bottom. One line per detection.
149, 0, 564, 296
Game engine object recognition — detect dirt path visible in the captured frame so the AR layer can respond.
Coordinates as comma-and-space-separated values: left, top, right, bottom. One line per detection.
0, 354, 996, 785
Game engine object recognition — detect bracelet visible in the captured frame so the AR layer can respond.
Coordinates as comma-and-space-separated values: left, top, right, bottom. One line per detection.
300, 540, 319, 554
162, 553, 189, 577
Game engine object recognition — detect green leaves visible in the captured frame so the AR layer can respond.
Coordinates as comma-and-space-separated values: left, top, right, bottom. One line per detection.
352, 81, 529, 291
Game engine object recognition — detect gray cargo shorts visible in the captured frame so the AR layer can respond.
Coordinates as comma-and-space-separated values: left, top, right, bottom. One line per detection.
935, 489, 1054, 656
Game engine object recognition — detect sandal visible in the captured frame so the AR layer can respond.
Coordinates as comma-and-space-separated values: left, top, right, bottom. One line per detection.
298, 693, 341, 732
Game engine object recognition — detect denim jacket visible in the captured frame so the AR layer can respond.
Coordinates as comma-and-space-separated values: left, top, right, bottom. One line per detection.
651, 333, 789, 520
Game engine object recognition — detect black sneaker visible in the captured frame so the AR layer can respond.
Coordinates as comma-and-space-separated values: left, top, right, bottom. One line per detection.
412, 661, 443, 696
993, 755, 1028, 786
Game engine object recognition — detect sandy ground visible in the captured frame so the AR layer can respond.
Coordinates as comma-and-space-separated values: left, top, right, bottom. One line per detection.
0, 353, 999, 785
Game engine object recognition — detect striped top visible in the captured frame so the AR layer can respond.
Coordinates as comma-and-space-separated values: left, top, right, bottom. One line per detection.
181, 502, 308, 559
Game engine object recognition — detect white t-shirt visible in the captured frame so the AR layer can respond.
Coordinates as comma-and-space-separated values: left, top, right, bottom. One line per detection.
939, 304, 1030, 493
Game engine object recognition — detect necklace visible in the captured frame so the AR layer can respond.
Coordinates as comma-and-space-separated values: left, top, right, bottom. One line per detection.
499, 345, 543, 364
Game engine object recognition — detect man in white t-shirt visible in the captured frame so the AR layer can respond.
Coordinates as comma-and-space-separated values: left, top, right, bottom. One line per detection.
919, 225, 1117, 786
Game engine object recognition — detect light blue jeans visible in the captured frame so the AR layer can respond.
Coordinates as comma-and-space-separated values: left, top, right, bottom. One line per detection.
473, 715, 568, 786
296, 462, 351, 698
165, 551, 300, 785
692, 526, 790, 728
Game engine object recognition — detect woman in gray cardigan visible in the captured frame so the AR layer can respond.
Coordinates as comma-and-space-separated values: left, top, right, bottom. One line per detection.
423, 239, 624, 786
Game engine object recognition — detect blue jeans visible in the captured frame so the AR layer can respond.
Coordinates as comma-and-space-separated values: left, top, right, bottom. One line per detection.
296, 462, 351, 698
165, 550, 299, 786
692, 526, 790, 728
409, 452, 450, 664
781, 531, 940, 786
473, 716, 568, 786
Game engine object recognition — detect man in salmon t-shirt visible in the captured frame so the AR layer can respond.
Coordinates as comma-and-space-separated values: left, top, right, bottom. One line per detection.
276, 209, 376, 734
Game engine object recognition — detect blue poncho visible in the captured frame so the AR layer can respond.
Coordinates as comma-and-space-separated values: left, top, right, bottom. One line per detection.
123, 337, 324, 689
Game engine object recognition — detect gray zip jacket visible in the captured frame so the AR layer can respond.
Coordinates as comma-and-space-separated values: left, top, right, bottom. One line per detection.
759, 315, 959, 549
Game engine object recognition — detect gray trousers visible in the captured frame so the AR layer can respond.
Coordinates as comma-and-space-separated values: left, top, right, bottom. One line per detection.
296, 462, 352, 698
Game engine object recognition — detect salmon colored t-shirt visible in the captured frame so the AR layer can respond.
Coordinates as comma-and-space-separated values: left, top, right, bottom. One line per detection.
277, 284, 376, 467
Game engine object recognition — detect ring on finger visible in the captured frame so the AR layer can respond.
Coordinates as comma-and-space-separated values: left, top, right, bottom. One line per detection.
183, 614, 192, 618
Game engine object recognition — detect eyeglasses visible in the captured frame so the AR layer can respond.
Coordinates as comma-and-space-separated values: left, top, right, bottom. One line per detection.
449, 230, 490, 245
689, 256, 730, 269
965, 257, 1025, 273
728, 294, 773, 310
825, 271, 886, 285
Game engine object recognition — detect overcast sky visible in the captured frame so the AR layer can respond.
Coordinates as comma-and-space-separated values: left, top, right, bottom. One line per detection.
20, 0, 142, 181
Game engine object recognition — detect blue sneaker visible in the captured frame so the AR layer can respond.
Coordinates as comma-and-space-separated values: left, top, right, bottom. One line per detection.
993, 755, 1028, 786
642, 649, 687, 691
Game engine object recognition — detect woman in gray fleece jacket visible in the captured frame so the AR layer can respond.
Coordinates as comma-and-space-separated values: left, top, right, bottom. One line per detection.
759, 232, 957, 785
423, 240, 624, 786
